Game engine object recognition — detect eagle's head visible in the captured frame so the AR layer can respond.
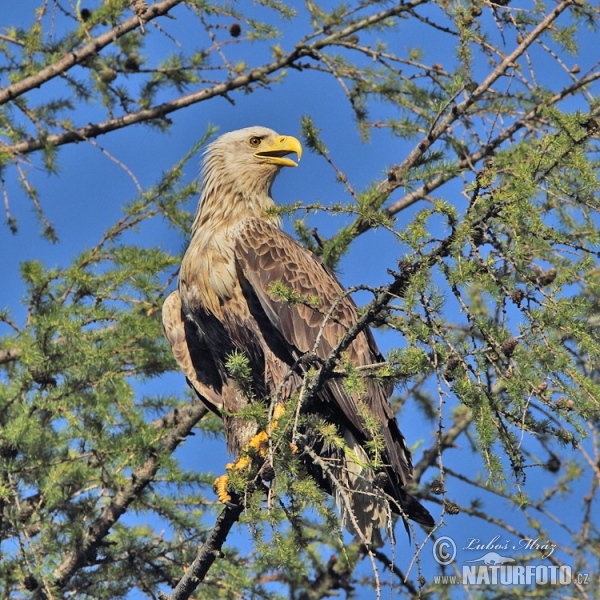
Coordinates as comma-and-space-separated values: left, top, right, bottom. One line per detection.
195, 126, 302, 231
202, 126, 301, 190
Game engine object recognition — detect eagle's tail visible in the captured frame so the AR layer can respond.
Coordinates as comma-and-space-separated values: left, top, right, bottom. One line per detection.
334, 432, 390, 547
334, 431, 433, 546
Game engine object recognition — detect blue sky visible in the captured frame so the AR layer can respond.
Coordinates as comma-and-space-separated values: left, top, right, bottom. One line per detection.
1, 1, 599, 597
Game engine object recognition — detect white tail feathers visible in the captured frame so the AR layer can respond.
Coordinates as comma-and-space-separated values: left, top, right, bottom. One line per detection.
333, 431, 392, 547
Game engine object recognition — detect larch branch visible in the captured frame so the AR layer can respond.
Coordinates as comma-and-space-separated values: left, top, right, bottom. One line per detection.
383, 69, 600, 219
32, 399, 209, 599
0, 347, 21, 365
391, 0, 576, 184
344, 0, 578, 237
412, 409, 473, 483
4, 0, 428, 158
0, 0, 185, 107
158, 501, 245, 600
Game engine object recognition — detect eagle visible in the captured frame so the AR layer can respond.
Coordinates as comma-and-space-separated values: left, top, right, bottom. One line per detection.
162, 126, 434, 544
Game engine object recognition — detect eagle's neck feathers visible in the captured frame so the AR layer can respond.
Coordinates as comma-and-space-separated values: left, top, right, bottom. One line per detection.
190, 149, 281, 238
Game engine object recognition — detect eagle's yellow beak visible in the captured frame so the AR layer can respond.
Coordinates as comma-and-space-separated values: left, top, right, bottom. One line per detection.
254, 135, 302, 167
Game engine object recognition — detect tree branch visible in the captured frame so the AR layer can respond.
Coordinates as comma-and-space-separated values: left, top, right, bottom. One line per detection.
412, 409, 473, 483
391, 0, 575, 184
303, 231, 457, 402
0, 347, 20, 365
296, 542, 359, 600
32, 399, 209, 599
370, 547, 420, 597
157, 501, 245, 600
0, 0, 185, 107
4, 0, 428, 157
342, 0, 578, 237
382, 69, 600, 219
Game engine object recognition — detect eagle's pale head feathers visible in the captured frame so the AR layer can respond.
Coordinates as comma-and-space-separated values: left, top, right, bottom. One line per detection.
192, 126, 302, 235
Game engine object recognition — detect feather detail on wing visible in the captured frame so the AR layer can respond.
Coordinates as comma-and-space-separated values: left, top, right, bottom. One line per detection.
162, 290, 224, 414
232, 217, 415, 489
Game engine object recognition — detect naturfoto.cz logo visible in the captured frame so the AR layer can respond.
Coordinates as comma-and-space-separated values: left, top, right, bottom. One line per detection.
432, 535, 591, 587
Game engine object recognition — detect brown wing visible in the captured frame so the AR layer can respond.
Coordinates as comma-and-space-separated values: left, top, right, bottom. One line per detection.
162, 290, 223, 414
233, 217, 413, 486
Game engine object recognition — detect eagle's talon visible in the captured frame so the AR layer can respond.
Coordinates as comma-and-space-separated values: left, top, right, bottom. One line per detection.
214, 427, 275, 503
231, 455, 251, 472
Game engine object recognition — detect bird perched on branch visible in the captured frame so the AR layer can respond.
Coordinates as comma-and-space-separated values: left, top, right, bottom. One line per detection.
162, 126, 433, 544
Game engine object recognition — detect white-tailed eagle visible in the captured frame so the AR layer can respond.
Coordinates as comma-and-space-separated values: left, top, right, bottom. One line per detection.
162, 126, 433, 544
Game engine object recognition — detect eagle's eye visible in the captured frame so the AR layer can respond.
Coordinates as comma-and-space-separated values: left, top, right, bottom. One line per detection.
248, 136, 262, 147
